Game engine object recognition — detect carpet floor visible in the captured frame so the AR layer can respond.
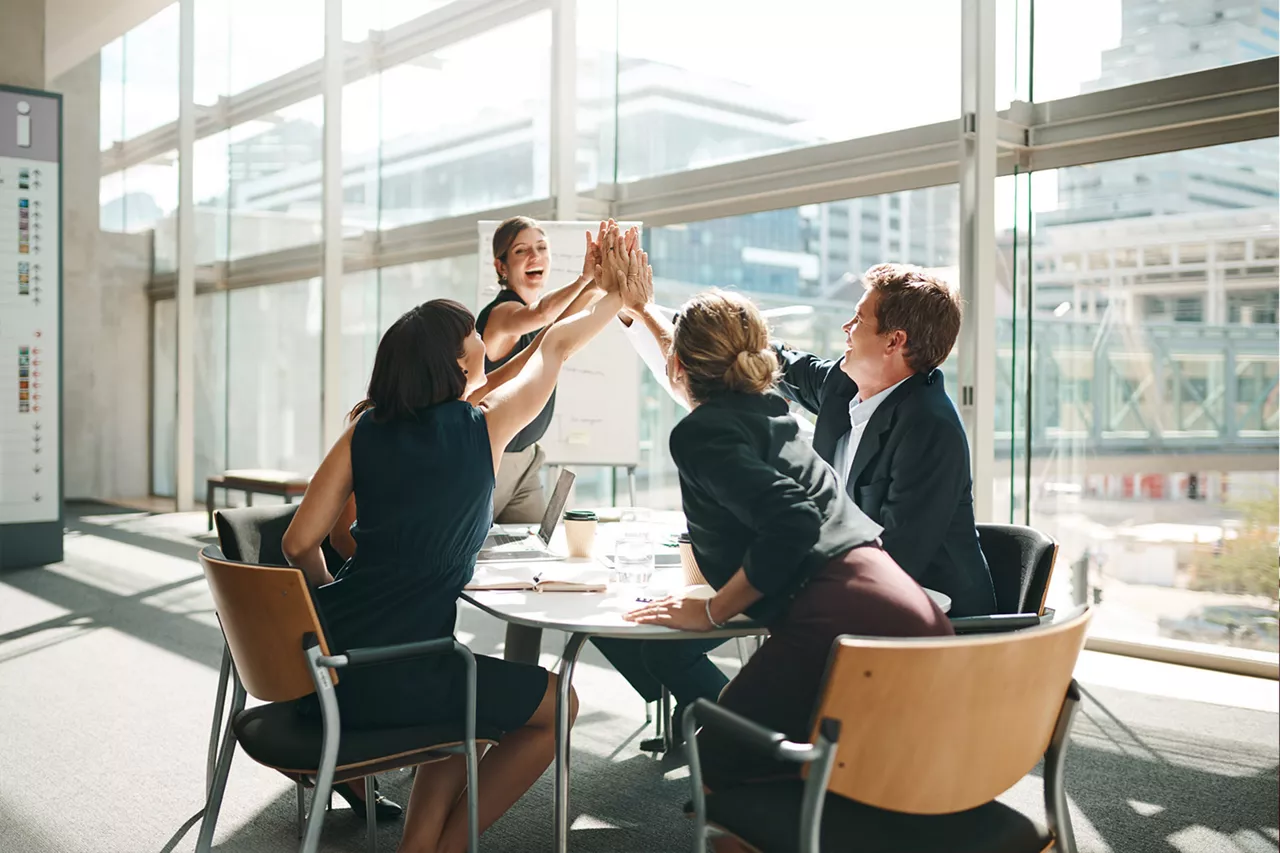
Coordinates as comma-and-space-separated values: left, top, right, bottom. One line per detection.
0, 502, 1274, 853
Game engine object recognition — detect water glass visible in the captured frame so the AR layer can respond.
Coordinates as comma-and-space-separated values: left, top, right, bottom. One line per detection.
614, 509, 655, 593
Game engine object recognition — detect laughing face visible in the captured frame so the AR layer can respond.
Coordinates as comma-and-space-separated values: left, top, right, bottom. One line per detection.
498, 227, 550, 292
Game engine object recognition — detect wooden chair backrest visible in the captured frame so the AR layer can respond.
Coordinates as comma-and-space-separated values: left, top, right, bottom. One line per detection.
812, 608, 1091, 814
198, 545, 335, 702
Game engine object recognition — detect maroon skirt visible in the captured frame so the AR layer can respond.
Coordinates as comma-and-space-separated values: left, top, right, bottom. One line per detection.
698, 544, 954, 790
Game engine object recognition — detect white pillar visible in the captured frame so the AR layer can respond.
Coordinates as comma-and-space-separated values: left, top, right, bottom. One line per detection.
175, 0, 196, 510
958, 0, 998, 522
550, 0, 578, 220
321, 0, 345, 450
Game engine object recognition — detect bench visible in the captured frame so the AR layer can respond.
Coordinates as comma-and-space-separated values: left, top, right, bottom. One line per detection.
206, 469, 310, 530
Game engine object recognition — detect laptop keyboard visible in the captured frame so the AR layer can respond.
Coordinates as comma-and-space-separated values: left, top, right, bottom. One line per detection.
486, 533, 526, 547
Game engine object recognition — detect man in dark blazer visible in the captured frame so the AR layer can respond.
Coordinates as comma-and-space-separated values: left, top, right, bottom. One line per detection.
774, 264, 996, 616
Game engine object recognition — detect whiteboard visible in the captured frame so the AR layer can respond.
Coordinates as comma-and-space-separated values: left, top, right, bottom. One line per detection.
477, 220, 641, 467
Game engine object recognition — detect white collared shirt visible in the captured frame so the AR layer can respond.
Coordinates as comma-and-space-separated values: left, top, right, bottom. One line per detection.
832, 376, 910, 490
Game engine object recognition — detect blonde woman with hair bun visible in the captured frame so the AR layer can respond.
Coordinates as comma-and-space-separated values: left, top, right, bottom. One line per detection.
613, 250, 954, 804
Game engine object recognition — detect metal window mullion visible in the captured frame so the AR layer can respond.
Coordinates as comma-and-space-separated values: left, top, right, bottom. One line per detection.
175, 0, 196, 511
549, 0, 578, 220
321, 0, 344, 450
959, 0, 998, 522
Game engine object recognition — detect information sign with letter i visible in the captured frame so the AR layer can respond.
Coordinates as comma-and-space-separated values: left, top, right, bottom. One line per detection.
0, 85, 62, 569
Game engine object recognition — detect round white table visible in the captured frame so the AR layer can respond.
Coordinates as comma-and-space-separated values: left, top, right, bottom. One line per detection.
461, 560, 950, 853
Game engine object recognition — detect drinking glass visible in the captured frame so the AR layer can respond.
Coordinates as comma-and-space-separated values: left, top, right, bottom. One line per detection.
614, 508, 655, 594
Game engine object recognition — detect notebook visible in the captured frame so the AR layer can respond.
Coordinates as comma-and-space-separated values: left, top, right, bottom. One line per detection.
464, 563, 610, 593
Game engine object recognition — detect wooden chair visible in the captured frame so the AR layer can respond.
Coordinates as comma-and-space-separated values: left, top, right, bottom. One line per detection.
197, 544, 494, 853
207, 505, 346, 836
950, 523, 1060, 634
684, 607, 1092, 853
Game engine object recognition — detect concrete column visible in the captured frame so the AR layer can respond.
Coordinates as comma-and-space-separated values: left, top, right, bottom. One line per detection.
0, 0, 45, 89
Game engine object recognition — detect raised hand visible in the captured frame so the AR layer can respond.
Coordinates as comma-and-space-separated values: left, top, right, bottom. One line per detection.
581, 225, 600, 282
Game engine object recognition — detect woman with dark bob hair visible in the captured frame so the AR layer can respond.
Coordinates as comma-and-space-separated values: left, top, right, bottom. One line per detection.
281, 227, 628, 853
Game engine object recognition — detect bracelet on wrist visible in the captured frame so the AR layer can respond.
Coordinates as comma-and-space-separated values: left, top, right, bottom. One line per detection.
705, 597, 726, 630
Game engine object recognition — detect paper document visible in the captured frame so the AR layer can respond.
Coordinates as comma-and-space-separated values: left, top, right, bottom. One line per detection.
466, 563, 610, 593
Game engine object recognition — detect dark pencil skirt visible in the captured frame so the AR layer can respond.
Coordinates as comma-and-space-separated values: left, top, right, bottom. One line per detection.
697, 544, 954, 790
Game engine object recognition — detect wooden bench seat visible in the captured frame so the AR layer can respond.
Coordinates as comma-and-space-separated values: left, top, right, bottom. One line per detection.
207, 469, 310, 530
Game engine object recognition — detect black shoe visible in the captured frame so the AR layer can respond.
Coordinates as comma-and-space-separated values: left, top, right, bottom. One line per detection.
332, 779, 403, 822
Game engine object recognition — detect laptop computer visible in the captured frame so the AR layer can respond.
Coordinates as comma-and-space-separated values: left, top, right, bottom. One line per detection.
477, 469, 576, 563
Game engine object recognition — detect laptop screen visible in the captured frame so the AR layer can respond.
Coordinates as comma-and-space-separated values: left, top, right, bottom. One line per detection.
536, 469, 576, 545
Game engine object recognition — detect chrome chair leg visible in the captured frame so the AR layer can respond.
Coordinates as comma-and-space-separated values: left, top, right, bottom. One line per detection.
296, 781, 305, 839
365, 775, 377, 853
206, 645, 232, 796
196, 676, 245, 852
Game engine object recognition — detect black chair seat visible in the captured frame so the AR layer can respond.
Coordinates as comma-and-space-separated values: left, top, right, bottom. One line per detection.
233, 702, 501, 780
704, 779, 1051, 853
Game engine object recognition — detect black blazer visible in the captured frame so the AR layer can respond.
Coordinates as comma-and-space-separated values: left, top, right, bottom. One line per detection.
669, 390, 885, 624
773, 345, 996, 617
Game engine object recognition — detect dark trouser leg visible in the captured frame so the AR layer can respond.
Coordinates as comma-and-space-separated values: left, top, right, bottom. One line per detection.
590, 637, 663, 703
641, 638, 730, 711
591, 637, 730, 708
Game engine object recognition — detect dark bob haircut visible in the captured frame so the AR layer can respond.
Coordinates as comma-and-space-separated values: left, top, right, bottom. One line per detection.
359, 299, 476, 422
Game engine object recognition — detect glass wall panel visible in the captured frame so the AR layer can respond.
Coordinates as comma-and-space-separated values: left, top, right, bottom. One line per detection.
609, 1, 961, 182
121, 3, 180, 140
1001, 141, 1279, 659
375, 13, 553, 229
341, 271, 380, 416
99, 154, 180, 267
379, 255, 481, 323
100, 38, 126, 152
223, 0, 324, 97
343, 0, 454, 40
151, 294, 230, 501
1032, 0, 1279, 103
195, 293, 230, 501
192, 132, 232, 265
227, 279, 323, 475
637, 187, 961, 509
152, 300, 177, 497
226, 96, 325, 259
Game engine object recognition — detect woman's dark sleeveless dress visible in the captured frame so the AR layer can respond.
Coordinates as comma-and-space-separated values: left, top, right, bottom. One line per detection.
306, 401, 548, 731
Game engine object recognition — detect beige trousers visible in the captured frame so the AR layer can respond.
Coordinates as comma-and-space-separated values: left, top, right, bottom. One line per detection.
493, 443, 548, 524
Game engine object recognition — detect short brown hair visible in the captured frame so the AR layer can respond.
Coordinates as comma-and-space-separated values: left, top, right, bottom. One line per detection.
492, 216, 544, 286
862, 263, 962, 373
673, 290, 779, 403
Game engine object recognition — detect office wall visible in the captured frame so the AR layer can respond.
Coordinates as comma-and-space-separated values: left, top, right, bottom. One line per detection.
0, 0, 46, 90
53, 55, 152, 501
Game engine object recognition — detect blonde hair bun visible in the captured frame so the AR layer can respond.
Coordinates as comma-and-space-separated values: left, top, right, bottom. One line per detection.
723, 348, 778, 394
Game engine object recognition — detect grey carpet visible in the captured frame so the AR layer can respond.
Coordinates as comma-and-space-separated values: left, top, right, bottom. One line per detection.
0, 502, 1274, 853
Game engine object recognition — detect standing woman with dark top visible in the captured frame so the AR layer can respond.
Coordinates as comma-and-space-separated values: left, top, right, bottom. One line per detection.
476, 216, 604, 523
617, 278, 955, 797
280, 236, 625, 853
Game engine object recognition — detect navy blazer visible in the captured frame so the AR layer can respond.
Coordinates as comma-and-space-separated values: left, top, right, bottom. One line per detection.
773, 344, 997, 617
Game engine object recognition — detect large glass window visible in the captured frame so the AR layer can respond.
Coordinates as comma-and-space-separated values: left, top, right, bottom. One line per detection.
151, 300, 177, 497
227, 280, 323, 475
374, 13, 553, 230
1032, 0, 1279, 102
637, 187, 961, 509
1001, 142, 1279, 659
151, 293, 230, 501
224, 96, 326, 260
122, 4, 181, 139
609, 1, 962, 182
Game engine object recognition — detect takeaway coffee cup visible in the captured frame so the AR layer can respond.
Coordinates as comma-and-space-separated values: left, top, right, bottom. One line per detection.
677, 533, 708, 586
563, 510, 598, 558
